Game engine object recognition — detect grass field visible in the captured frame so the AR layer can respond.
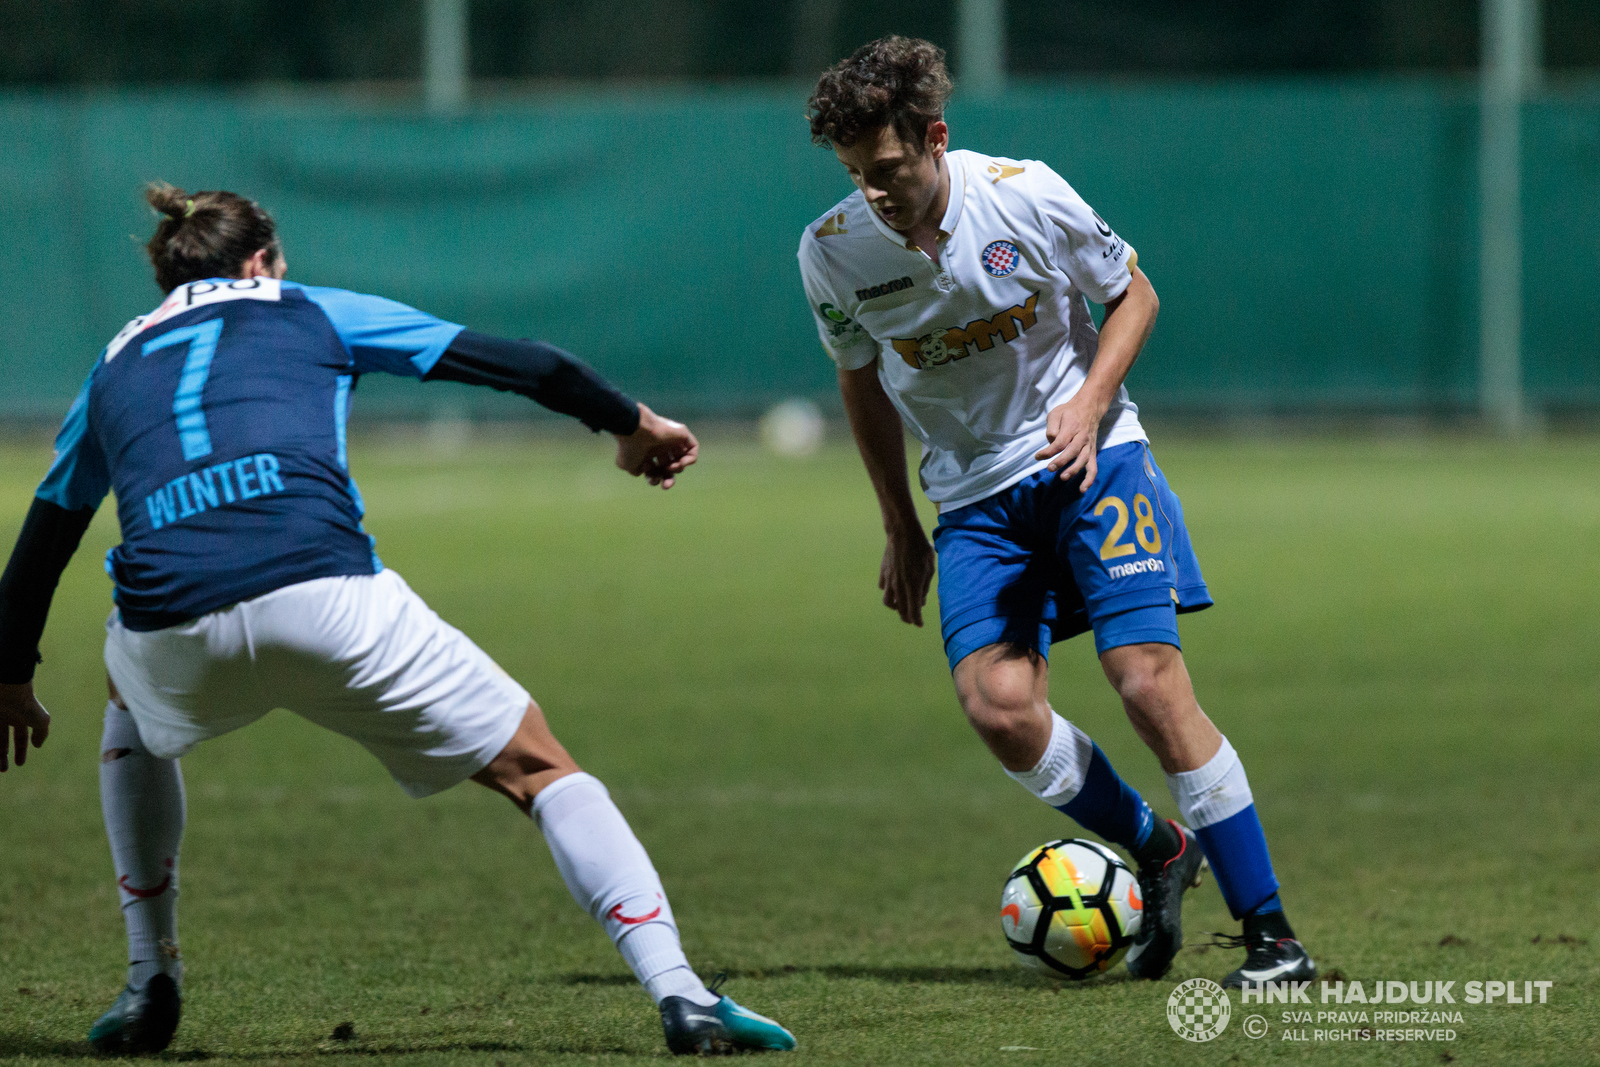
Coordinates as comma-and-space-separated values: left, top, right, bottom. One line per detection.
2, 429, 1597, 1066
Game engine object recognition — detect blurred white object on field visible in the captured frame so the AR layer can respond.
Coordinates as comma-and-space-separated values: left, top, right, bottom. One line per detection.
760, 398, 826, 458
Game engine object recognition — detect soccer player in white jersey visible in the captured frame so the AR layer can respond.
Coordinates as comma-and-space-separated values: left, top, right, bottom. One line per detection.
798, 37, 1315, 987
0, 184, 794, 1056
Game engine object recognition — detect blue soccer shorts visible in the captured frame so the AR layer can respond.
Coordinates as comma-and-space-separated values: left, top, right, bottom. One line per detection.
934, 441, 1213, 671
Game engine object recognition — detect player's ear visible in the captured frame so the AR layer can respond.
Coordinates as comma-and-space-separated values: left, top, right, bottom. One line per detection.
924, 120, 949, 160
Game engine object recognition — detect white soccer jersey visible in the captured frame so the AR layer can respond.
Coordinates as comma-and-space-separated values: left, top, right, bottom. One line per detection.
798, 148, 1147, 511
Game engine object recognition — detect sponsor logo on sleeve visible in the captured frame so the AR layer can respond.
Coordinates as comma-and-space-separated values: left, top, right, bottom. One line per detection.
1091, 211, 1129, 262
987, 163, 1026, 183
817, 302, 868, 348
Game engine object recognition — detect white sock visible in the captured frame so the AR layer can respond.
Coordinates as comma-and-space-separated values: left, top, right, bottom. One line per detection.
532, 772, 718, 1007
1004, 711, 1097, 807
100, 702, 186, 990
1165, 735, 1254, 829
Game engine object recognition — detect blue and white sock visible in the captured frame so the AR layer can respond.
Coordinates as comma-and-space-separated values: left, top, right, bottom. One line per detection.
1165, 736, 1282, 919
1006, 711, 1157, 854
100, 702, 186, 991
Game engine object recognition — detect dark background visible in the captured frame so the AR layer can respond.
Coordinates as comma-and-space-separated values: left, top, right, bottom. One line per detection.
3, 0, 1597, 85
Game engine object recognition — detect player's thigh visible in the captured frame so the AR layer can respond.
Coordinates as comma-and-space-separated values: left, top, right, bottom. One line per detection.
935, 496, 1057, 674
1057, 442, 1202, 657
247, 570, 532, 799
103, 606, 271, 759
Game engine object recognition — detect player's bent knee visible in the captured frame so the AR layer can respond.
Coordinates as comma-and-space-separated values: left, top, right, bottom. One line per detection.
471, 702, 582, 813
956, 661, 1043, 744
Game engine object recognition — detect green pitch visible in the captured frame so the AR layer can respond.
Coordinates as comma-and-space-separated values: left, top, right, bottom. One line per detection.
2, 431, 1596, 1065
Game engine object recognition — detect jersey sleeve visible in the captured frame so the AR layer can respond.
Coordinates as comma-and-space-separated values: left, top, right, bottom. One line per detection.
296, 285, 466, 377
35, 365, 111, 512
798, 237, 876, 371
1031, 163, 1137, 305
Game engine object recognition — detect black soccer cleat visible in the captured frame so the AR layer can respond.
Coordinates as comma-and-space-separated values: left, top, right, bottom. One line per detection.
87, 973, 182, 1055
1219, 933, 1317, 989
1124, 820, 1207, 980
661, 997, 736, 1056
660, 977, 795, 1056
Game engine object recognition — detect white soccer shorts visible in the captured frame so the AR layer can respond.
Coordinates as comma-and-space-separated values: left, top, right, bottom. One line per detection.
103, 568, 530, 797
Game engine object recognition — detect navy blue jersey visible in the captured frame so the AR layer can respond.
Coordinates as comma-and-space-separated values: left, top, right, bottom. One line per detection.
38, 277, 463, 631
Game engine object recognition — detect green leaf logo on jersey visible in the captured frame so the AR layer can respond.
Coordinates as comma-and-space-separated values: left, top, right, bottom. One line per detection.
819, 303, 850, 323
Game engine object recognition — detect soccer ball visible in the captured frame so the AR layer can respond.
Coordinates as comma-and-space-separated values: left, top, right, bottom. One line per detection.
1001, 839, 1142, 979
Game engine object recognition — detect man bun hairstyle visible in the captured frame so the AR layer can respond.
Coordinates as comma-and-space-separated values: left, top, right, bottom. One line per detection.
807, 35, 953, 151
144, 182, 281, 294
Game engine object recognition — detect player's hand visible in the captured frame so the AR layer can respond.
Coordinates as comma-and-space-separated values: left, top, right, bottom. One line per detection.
881, 527, 935, 627
0, 682, 50, 772
1035, 395, 1106, 490
614, 403, 699, 489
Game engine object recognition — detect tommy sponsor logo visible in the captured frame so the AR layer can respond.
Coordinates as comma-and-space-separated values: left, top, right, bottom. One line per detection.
855, 276, 915, 302
1107, 557, 1165, 580
890, 291, 1039, 369
145, 452, 286, 531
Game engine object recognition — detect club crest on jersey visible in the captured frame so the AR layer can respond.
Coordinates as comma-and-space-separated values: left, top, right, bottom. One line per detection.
890, 292, 1039, 370
981, 240, 1021, 278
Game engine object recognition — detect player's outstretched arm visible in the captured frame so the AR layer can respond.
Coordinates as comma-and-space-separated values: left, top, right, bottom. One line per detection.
1036, 265, 1160, 489
838, 364, 935, 627
0, 497, 94, 770
422, 330, 696, 489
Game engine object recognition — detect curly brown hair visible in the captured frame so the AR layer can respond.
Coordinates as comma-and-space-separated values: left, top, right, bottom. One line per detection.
144, 182, 281, 294
807, 36, 953, 151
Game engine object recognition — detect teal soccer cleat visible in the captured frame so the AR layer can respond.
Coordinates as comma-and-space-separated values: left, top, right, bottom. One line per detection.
87, 973, 182, 1055
659, 979, 796, 1055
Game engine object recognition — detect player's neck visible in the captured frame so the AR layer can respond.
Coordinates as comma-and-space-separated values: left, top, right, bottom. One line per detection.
901, 157, 951, 266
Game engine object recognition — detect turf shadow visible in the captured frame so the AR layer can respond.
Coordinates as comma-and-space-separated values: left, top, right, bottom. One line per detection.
563, 964, 1128, 988
0, 1033, 98, 1060
0, 1035, 535, 1062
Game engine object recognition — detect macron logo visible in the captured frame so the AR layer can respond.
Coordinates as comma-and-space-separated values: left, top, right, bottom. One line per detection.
1107, 558, 1165, 580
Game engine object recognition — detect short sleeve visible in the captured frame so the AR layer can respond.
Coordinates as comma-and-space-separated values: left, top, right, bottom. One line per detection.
36, 364, 111, 512
296, 285, 465, 377
1032, 164, 1136, 305
798, 239, 876, 371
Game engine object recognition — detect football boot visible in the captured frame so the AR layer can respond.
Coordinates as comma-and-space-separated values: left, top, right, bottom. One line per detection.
1219, 933, 1317, 988
660, 977, 795, 1055
88, 973, 182, 1054
1125, 820, 1207, 980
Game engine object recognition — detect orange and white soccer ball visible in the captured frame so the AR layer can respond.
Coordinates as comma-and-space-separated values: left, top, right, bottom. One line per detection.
1001, 839, 1143, 979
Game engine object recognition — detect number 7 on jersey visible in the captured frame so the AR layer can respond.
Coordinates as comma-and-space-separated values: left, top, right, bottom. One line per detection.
142, 318, 224, 462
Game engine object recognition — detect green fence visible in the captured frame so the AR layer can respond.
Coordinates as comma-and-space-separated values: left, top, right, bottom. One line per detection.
2, 79, 1596, 420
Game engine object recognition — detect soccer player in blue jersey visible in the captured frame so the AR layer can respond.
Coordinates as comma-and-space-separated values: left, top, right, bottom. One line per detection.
798, 38, 1315, 986
0, 183, 794, 1057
